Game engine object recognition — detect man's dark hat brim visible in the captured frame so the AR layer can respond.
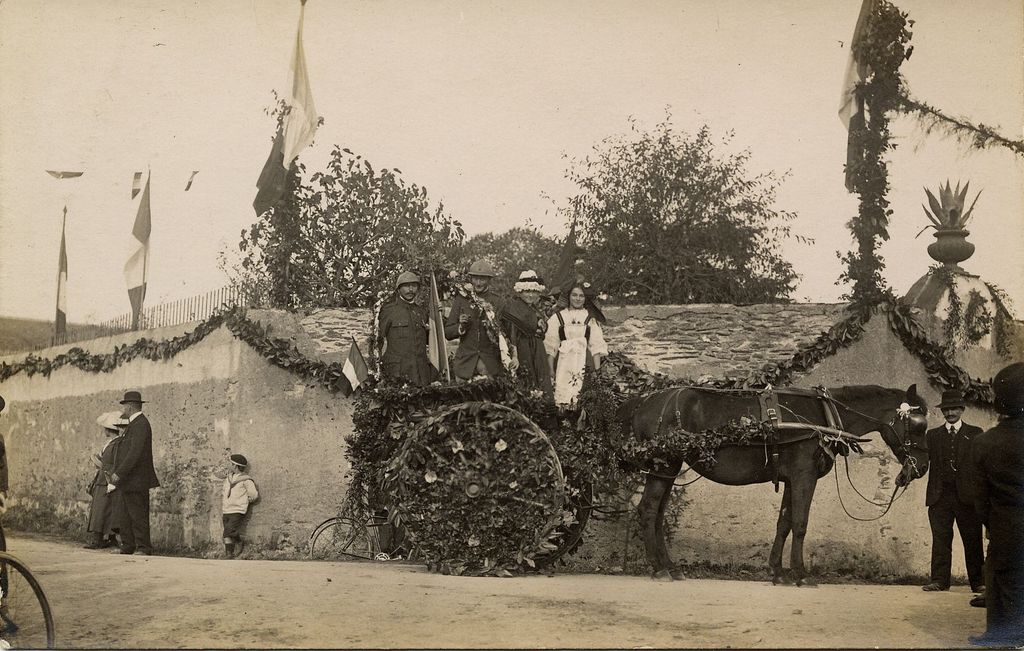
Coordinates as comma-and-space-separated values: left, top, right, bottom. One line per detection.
936, 390, 966, 409
120, 390, 146, 404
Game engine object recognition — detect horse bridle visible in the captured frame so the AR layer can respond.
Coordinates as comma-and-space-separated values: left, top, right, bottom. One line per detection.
822, 395, 928, 478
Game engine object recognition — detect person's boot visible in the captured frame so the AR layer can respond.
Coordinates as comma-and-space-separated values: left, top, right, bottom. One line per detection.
83, 533, 105, 549
224, 543, 235, 558
234, 539, 245, 558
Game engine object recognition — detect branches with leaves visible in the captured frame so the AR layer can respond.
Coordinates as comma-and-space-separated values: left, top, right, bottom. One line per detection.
898, 93, 1024, 158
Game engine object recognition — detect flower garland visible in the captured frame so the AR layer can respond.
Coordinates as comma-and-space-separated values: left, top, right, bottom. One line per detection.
453, 280, 515, 373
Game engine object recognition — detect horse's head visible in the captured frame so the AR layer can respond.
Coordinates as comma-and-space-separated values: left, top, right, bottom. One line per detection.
829, 383, 930, 488
880, 384, 930, 487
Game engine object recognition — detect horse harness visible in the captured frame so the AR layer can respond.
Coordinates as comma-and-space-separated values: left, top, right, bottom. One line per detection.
644, 385, 869, 492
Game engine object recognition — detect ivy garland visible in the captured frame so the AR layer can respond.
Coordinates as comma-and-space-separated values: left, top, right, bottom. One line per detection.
840, 0, 912, 305
897, 93, 1024, 158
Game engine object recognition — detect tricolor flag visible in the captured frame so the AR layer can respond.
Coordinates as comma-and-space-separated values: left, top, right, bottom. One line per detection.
427, 271, 450, 381
838, 0, 878, 192
342, 337, 370, 396
54, 207, 69, 340
125, 171, 152, 329
253, 0, 319, 216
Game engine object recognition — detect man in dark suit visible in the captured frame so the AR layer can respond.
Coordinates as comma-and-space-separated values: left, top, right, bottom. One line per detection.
110, 390, 160, 555
378, 271, 435, 387
922, 389, 985, 594
444, 260, 508, 381
968, 363, 1024, 647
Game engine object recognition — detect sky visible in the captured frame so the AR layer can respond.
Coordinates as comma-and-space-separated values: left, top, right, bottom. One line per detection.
0, 0, 1021, 324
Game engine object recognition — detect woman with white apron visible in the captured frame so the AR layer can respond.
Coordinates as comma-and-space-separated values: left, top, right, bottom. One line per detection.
545, 284, 607, 406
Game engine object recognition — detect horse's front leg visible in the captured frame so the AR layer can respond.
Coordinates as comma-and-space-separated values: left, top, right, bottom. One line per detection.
788, 475, 818, 587
638, 475, 673, 581
769, 482, 793, 584
654, 467, 684, 580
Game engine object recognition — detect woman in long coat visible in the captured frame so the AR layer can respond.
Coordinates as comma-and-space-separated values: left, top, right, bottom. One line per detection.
84, 411, 125, 549
502, 271, 553, 396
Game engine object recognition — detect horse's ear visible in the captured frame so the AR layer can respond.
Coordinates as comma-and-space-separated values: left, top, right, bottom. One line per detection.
906, 384, 919, 402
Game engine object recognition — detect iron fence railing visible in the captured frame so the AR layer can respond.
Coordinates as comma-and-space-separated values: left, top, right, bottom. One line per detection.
1, 286, 252, 355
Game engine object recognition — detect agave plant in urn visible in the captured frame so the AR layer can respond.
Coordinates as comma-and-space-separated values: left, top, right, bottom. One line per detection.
917, 180, 983, 267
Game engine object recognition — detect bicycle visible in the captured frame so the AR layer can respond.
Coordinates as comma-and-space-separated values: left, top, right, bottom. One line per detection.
0, 525, 56, 649
308, 511, 415, 562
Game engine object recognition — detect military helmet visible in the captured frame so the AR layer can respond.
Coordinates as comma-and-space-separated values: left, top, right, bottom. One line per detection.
395, 271, 420, 288
467, 259, 496, 277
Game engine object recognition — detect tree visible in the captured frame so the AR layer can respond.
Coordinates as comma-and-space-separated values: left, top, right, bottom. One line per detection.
226, 146, 464, 309
566, 118, 802, 304
458, 227, 562, 295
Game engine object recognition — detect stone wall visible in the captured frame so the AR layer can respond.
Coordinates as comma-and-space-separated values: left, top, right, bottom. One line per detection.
0, 311, 350, 554
0, 304, 1009, 579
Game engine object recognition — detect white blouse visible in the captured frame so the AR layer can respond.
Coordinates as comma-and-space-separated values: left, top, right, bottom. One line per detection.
544, 308, 608, 359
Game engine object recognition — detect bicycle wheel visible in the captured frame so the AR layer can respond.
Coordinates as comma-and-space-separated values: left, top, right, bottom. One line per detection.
0, 552, 55, 649
308, 517, 374, 560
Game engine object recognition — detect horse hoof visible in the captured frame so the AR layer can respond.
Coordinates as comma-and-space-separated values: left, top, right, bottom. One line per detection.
669, 568, 686, 581
651, 569, 674, 582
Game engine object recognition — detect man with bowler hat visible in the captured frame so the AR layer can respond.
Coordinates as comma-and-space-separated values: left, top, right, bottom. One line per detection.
922, 389, 985, 594
968, 362, 1024, 647
377, 271, 435, 387
110, 390, 160, 555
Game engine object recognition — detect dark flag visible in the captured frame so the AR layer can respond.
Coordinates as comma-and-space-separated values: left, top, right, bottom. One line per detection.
253, 130, 287, 216
548, 220, 584, 303
125, 171, 151, 329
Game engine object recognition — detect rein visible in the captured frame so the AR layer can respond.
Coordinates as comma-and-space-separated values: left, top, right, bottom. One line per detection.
832, 459, 908, 521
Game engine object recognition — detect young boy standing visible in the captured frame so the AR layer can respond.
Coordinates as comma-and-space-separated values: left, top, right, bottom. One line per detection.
222, 454, 258, 558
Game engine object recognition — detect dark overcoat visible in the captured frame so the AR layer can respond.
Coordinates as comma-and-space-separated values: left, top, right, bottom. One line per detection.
378, 297, 435, 386
970, 415, 1024, 570
112, 414, 160, 492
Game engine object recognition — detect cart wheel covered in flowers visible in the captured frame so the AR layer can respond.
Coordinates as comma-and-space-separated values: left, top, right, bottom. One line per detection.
345, 376, 608, 577
383, 401, 576, 575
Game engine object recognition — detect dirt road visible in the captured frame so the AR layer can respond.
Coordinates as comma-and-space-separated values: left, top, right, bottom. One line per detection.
15, 534, 985, 648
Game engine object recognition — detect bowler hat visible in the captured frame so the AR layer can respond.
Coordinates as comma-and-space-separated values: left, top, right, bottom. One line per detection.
936, 389, 966, 410
993, 362, 1024, 416
119, 390, 146, 404
395, 271, 420, 289
230, 454, 248, 468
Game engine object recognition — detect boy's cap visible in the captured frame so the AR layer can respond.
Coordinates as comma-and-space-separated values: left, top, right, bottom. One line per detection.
230, 453, 248, 467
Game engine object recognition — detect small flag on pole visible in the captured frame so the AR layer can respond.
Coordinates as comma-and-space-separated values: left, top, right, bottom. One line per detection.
184, 170, 199, 191
838, 0, 878, 192
125, 171, 152, 330
253, 1, 319, 216
54, 206, 69, 341
427, 271, 450, 381
342, 337, 370, 396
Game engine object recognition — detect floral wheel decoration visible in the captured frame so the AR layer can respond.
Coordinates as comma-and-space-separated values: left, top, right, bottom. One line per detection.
384, 401, 568, 576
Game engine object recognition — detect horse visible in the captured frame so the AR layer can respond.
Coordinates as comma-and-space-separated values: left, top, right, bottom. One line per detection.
619, 383, 930, 584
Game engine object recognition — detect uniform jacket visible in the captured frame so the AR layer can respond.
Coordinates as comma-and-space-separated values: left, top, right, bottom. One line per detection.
924, 421, 983, 506
444, 292, 506, 380
222, 472, 259, 515
112, 413, 160, 492
969, 415, 1024, 570
378, 297, 434, 386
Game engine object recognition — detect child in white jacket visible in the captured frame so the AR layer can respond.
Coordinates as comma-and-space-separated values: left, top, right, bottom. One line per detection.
222, 454, 259, 558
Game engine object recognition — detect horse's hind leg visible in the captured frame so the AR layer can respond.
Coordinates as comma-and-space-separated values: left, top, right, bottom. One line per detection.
788, 476, 818, 587
654, 476, 684, 580
638, 476, 673, 581
769, 482, 793, 584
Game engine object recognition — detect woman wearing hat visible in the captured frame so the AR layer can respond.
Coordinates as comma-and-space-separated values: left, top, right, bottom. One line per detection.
84, 411, 126, 549
502, 270, 553, 396
968, 362, 1024, 647
544, 282, 608, 406
922, 389, 985, 595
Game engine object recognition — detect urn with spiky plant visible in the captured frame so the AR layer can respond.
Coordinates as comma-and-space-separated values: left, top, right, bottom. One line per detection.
918, 180, 982, 266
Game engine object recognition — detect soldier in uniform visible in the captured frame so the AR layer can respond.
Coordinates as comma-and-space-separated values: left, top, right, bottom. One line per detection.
377, 271, 434, 386
444, 260, 507, 381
